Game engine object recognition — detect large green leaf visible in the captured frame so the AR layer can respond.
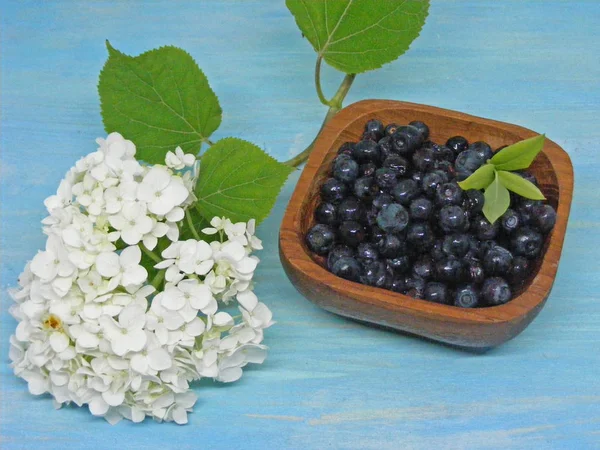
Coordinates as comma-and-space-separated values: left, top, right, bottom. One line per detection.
483, 172, 511, 224
287, 0, 429, 74
99, 42, 222, 164
497, 170, 545, 200
194, 138, 293, 224
490, 134, 545, 171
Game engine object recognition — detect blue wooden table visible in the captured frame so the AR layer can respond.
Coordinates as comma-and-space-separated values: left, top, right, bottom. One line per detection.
2, 1, 599, 448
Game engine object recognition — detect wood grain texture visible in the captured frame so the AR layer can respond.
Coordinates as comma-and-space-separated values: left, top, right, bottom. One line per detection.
280, 99, 574, 349
2, 1, 600, 449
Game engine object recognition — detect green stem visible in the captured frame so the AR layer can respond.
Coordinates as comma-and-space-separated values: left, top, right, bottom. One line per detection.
283, 73, 356, 168
141, 244, 162, 264
186, 209, 201, 240
315, 56, 330, 107
150, 270, 165, 290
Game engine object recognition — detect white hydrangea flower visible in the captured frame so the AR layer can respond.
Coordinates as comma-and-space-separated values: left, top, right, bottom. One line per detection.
137, 167, 189, 216
9, 133, 273, 425
165, 146, 196, 170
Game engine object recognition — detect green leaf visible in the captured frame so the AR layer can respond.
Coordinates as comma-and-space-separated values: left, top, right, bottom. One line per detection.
483, 172, 510, 224
457, 164, 495, 191
194, 138, 293, 224
99, 41, 222, 164
286, 0, 429, 74
490, 134, 545, 171
497, 170, 545, 200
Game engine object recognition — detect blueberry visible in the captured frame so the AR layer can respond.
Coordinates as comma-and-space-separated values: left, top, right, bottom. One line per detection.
353, 176, 376, 200
517, 199, 542, 226
509, 256, 531, 285
352, 139, 380, 163
397, 125, 425, 147
465, 259, 486, 284
483, 245, 513, 276
315, 202, 337, 226
320, 178, 348, 204
356, 242, 379, 263
455, 149, 485, 174
327, 245, 354, 270
435, 181, 463, 206
372, 193, 394, 210
463, 190, 485, 213
337, 142, 355, 156
392, 179, 420, 205
332, 155, 359, 183
411, 171, 425, 186
431, 144, 455, 163
409, 197, 433, 220
331, 256, 362, 282
511, 227, 543, 258
404, 276, 426, 299
376, 234, 406, 258
435, 257, 464, 282
337, 197, 364, 223
361, 131, 379, 142
406, 222, 434, 250
360, 260, 389, 287
365, 119, 384, 140
533, 204, 556, 234
359, 162, 377, 177
424, 282, 450, 304
481, 277, 512, 306
383, 155, 410, 177
412, 147, 436, 172
439, 205, 467, 233
390, 277, 406, 293
422, 170, 448, 198
376, 203, 409, 234
377, 136, 394, 160
469, 141, 494, 161
477, 240, 498, 260
446, 136, 469, 157
364, 206, 378, 227
387, 255, 411, 274
375, 167, 398, 191
338, 220, 366, 247
430, 239, 445, 261
442, 233, 471, 258
472, 215, 499, 240
306, 224, 336, 255
385, 123, 399, 137
454, 285, 479, 308
409, 121, 430, 141
500, 209, 520, 234
412, 257, 434, 279
435, 161, 456, 179
369, 226, 385, 244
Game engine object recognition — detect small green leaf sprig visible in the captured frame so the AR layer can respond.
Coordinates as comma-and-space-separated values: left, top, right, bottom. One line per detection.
458, 135, 546, 224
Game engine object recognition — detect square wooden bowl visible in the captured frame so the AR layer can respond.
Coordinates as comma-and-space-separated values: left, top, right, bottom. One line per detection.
279, 99, 573, 349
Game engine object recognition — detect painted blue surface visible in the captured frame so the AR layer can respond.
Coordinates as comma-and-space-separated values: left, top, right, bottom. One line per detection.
1, 1, 599, 448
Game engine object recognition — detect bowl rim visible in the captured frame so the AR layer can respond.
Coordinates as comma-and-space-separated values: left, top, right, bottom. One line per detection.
279, 99, 574, 326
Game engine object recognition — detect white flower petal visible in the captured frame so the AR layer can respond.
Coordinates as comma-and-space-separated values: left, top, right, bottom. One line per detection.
49, 332, 69, 353
237, 290, 258, 312
148, 348, 172, 371
96, 252, 120, 278
102, 390, 125, 407
89, 396, 110, 416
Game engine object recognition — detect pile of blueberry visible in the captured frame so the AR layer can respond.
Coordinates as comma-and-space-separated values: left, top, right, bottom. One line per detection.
305, 119, 557, 308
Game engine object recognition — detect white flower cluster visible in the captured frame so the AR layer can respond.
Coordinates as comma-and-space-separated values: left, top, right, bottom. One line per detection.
9, 133, 273, 425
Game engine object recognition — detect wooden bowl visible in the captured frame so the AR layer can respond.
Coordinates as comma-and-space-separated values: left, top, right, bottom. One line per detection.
279, 99, 574, 349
